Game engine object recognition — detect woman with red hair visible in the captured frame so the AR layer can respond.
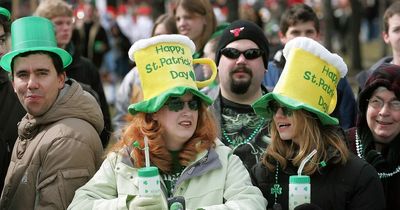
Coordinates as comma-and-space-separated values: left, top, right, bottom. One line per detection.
68, 34, 266, 210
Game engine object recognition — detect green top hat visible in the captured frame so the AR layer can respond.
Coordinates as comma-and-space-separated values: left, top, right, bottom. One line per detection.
0, 7, 11, 21
0, 16, 72, 72
252, 37, 348, 125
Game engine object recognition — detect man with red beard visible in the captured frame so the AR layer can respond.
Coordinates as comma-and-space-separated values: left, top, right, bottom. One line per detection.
205, 20, 270, 170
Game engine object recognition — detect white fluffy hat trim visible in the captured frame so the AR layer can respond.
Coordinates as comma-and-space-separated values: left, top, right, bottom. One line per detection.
128, 34, 196, 61
283, 37, 348, 78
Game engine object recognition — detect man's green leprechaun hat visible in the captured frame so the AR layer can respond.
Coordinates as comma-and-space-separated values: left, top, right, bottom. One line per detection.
0, 16, 72, 72
127, 34, 217, 114
252, 37, 348, 125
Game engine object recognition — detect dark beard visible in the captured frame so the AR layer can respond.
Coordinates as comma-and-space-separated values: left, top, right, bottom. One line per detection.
229, 66, 252, 94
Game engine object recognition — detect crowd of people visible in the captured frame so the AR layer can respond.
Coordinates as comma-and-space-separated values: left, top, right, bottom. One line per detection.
0, 0, 399, 209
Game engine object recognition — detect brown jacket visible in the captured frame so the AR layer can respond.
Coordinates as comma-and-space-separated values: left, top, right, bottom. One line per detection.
0, 79, 104, 210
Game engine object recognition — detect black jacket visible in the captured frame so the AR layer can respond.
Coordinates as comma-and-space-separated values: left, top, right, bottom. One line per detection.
250, 153, 385, 210
346, 127, 400, 210
0, 70, 25, 191
65, 43, 112, 148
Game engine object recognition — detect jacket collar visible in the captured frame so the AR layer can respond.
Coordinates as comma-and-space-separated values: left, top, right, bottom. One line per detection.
118, 144, 223, 186
175, 147, 222, 187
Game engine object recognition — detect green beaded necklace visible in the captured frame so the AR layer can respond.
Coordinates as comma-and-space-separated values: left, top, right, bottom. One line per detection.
222, 118, 265, 147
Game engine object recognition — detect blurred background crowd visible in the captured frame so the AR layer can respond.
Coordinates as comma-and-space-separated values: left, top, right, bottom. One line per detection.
0, 0, 394, 126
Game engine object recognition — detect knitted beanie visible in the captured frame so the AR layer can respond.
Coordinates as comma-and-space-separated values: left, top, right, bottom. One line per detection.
358, 63, 400, 114
215, 20, 269, 69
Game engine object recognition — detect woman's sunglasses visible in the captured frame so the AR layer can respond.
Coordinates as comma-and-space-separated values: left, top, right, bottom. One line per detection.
269, 101, 293, 116
220, 48, 264, 60
165, 97, 201, 112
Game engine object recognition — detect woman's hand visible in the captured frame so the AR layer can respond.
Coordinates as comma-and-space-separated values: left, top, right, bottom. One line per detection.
128, 195, 166, 210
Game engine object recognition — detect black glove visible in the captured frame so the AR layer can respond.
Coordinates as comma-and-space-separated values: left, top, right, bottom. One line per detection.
365, 150, 388, 171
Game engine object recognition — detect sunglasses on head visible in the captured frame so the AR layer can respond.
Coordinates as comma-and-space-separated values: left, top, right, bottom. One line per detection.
269, 101, 293, 116
220, 48, 264, 60
165, 97, 201, 112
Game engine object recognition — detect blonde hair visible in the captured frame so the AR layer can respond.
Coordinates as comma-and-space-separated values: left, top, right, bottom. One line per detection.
263, 109, 349, 175
109, 103, 218, 173
34, 0, 73, 19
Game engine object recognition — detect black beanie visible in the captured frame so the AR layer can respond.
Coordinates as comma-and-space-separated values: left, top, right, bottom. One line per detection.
215, 20, 270, 69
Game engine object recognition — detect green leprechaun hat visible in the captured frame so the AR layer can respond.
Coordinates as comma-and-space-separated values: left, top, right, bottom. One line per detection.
252, 37, 348, 125
127, 34, 217, 114
0, 16, 72, 72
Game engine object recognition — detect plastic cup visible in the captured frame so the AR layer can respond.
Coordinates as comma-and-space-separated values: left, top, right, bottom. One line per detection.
289, 175, 311, 210
138, 166, 161, 197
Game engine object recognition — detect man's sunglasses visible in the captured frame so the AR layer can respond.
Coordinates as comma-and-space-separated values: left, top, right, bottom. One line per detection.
220, 48, 264, 60
165, 97, 201, 112
269, 101, 293, 116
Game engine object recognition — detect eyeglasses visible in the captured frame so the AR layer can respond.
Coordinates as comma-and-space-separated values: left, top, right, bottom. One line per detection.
367, 97, 400, 111
220, 48, 264, 60
165, 97, 201, 112
269, 101, 293, 116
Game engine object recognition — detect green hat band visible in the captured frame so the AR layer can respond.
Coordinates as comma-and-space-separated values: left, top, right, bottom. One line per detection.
14, 40, 57, 50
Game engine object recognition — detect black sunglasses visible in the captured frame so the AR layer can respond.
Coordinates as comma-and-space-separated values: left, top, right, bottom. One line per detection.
269, 101, 293, 116
165, 97, 201, 112
220, 48, 264, 60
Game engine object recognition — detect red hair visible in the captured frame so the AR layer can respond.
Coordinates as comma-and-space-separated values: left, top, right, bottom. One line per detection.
110, 103, 217, 173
